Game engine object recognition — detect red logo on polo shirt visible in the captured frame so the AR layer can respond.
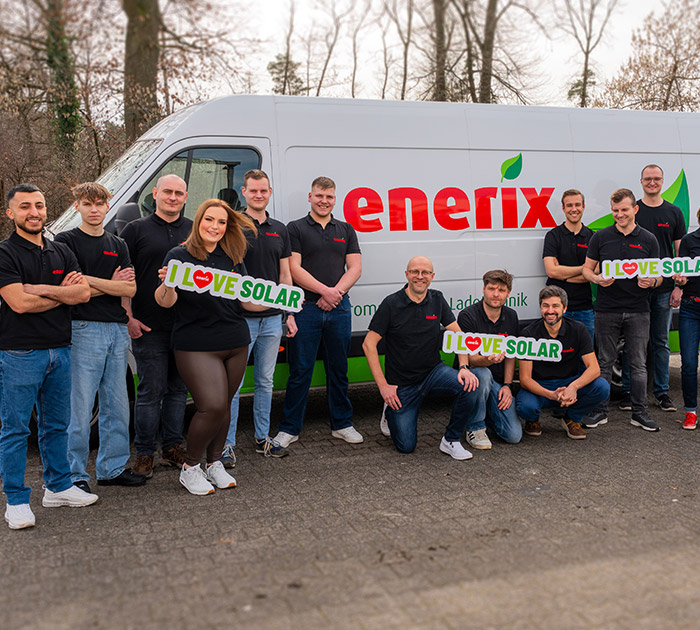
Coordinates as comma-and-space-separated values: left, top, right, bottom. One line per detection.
658, 223, 669, 227
562, 348, 575, 353
103, 250, 118, 257
629, 244, 642, 249
52, 269, 64, 274
426, 315, 437, 319
576, 243, 588, 248
333, 238, 346, 243
265, 232, 280, 237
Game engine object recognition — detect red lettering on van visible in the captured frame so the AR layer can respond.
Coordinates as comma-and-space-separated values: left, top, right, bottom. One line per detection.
519, 188, 556, 228
433, 188, 470, 230
343, 187, 383, 232
475, 187, 498, 229
500, 188, 518, 229
388, 188, 429, 231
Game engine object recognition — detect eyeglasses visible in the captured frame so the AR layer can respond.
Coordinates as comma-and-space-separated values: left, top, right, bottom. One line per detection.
407, 269, 434, 278
641, 177, 663, 183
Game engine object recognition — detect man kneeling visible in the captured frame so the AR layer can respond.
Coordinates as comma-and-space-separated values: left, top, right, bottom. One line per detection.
363, 256, 487, 459
516, 286, 609, 439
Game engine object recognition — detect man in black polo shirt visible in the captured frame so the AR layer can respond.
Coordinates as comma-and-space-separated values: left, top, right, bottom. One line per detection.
619, 164, 686, 413
457, 269, 522, 449
363, 256, 484, 459
223, 169, 296, 464
542, 188, 594, 341
0, 183, 97, 530
516, 286, 609, 440
583, 188, 661, 431
274, 176, 362, 447
120, 174, 193, 477
54, 182, 146, 492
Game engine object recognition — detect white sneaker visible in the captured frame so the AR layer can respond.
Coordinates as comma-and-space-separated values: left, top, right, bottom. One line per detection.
273, 431, 299, 448
179, 464, 215, 496
439, 437, 473, 461
380, 404, 391, 437
466, 428, 492, 450
205, 461, 237, 489
5, 504, 35, 530
331, 426, 364, 443
42, 485, 98, 508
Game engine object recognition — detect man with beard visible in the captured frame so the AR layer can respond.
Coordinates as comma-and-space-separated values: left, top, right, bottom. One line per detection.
456, 269, 522, 449
516, 286, 609, 440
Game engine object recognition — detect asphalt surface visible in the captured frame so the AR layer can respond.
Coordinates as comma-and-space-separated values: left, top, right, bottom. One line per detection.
2, 362, 700, 630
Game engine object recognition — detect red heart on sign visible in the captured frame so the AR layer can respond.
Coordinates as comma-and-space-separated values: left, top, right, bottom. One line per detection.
621, 262, 638, 276
193, 270, 213, 288
465, 336, 481, 352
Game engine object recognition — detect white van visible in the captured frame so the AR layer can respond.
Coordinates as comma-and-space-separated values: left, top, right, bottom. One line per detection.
50, 95, 700, 390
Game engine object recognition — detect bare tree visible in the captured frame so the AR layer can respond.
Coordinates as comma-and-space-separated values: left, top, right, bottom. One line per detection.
350, 0, 372, 98
384, 0, 415, 100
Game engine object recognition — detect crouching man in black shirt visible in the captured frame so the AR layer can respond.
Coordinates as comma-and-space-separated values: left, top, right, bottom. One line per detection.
363, 256, 487, 460
516, 286, 609, 440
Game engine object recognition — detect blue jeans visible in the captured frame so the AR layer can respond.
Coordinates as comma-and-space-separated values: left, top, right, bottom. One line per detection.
386, 363, 488, 453
621, 291, 672, 398
280, 296, 353, 435
516, 376, 610, 423
474, 369, 522, 443
132, 330, 188, 455
68, 321, 131, 482
564, 308, 594, 343
227, 315, 283, 446
596, 311, 649, 414
0, 348, 73, 505
678, 298, 700, 412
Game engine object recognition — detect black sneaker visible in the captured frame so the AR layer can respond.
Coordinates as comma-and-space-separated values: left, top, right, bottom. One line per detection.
581, 410, 608, 429
655, 393, 677, 412
618, 393, 632, 411
97, 468, 148, 487
630, 412, 660, 432
73, 480, 91, 493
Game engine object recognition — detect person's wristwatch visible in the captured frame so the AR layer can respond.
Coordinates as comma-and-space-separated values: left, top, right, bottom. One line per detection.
459, 365, 470, 371
502, 382, 512, 388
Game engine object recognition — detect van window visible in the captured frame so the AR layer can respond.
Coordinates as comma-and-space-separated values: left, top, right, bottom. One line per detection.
138, 147, 260, 218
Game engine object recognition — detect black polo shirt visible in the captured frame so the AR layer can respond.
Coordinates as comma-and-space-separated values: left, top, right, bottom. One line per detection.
0, 232, 81, 350
120, 212, 193, 331
679, 228, 700, 298
242, 212, 292, 318
542, 223, 594, 311
457, 301, 519, 384
522, 317, 593, 381
287, 213, 361, 302
635, 199, 686, 292
587, 224, 659, 313
369, 286, 455, 387
54, 228, 131, 324
162, 245, 250, 352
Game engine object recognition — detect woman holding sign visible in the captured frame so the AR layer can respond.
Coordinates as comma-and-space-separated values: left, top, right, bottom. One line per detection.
155, 199, 264, 496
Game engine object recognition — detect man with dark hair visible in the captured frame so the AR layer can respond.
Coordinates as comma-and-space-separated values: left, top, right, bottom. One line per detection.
516, 286, 609, 440
120, 174, 193, 477
542, 189, 594, 341
618, 164, 686, 413
456, 269, 522, 449
274, 176, 363, 447
222, 169, 296, 465
0, 184, 97, 530
363, 256, 484, 459
54, 182, 146, 491
583, 188, 661, 431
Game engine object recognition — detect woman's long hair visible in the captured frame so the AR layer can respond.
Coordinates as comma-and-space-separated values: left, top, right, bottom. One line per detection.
184, 199, 257, 263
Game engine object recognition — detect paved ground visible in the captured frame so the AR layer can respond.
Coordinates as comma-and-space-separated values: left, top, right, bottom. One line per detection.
2, 363, 700, 630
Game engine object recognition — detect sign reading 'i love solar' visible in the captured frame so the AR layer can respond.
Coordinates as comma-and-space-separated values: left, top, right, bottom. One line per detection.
164, 259, 304, 312
442, 331, 562, 362
601, 257, 700, 279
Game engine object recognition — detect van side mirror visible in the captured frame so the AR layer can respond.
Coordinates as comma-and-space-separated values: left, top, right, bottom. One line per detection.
114, 203, 141, 235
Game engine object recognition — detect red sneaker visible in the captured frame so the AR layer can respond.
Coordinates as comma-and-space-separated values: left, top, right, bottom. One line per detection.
682, 412, 697, 430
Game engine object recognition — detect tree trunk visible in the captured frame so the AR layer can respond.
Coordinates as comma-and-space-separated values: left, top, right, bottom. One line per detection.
478, 0, 498, 103
432, 0, 447, 101
123, 0, 161, 142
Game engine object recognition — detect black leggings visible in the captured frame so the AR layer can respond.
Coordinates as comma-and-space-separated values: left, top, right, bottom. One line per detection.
174, 346, 248, 466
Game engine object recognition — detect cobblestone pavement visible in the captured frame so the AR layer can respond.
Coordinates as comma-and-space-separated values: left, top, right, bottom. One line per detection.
2, 365, 700, 630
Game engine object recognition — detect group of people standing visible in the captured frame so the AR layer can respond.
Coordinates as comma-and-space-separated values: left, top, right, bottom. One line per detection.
0, 163, 697, 531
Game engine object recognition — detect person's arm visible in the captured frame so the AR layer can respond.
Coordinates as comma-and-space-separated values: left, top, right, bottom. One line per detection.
154, 266, 177, 308
497, 357, 516, 410
558, 352, 601, 406
0, 283, 60, 313
279, 256, 292, 286
582, 256, 615, 287
518, 359, 558, 401
122, 296, 152, 338
335, 253, 362, 295
86, 266, 136, 298
363, 330, 402, 410
289, 252, 342, 310
445, 321, 479, 391
23, 271, 90, 304
543, 256, 586, 281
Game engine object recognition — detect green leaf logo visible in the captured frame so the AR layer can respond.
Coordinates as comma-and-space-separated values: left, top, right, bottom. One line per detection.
500, 153, 522, 182
661, 169, 690, 227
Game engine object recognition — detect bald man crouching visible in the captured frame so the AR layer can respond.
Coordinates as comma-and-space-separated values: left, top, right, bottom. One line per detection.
363, 257, 487, 459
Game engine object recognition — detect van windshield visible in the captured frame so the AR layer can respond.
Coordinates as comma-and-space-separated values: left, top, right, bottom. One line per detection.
49, 139, 162, 234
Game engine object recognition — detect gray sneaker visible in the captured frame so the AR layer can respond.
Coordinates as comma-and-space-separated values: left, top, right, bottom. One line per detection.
630, 412, 660, 432
581, 410, 608, 429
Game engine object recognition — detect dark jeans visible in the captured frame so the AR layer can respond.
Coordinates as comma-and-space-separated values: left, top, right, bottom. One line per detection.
516, 376, 610, 423
386, 363, 488, 453
564, 308, 594, 343
679, 298, 700, 412
280, 296, 353, 436
595, 311, 650, 414
132, 331, 188, 455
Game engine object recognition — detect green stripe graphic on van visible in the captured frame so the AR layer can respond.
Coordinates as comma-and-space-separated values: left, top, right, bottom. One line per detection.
661, 169, 689, 227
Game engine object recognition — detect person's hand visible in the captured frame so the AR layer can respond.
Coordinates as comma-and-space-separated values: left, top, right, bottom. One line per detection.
487, 351, 506, 364
61, 271, 84, 286
497, 384, 512, 410
157, 266, 168, 284
320, 286, 342, 308
670, 285, 683, 308
112, 266, 135, 282
316, 297, 334, 311
552, 386, 567, 403
598, 275, 615, 287
128, 317, 151, 339
637, 276, 656, 289
380, 383, 401, 410
559, 383, 578, 406
286, 315, 298, 338
457, 367, 479, 392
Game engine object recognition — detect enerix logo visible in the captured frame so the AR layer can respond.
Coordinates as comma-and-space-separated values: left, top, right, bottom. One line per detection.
343, 153, 556, 233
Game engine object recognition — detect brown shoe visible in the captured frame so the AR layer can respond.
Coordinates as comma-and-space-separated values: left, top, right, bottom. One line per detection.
524, 420, 542, 436
162, 443, 187, 467
132, 454, 154, 479
562, 419, 586, 440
